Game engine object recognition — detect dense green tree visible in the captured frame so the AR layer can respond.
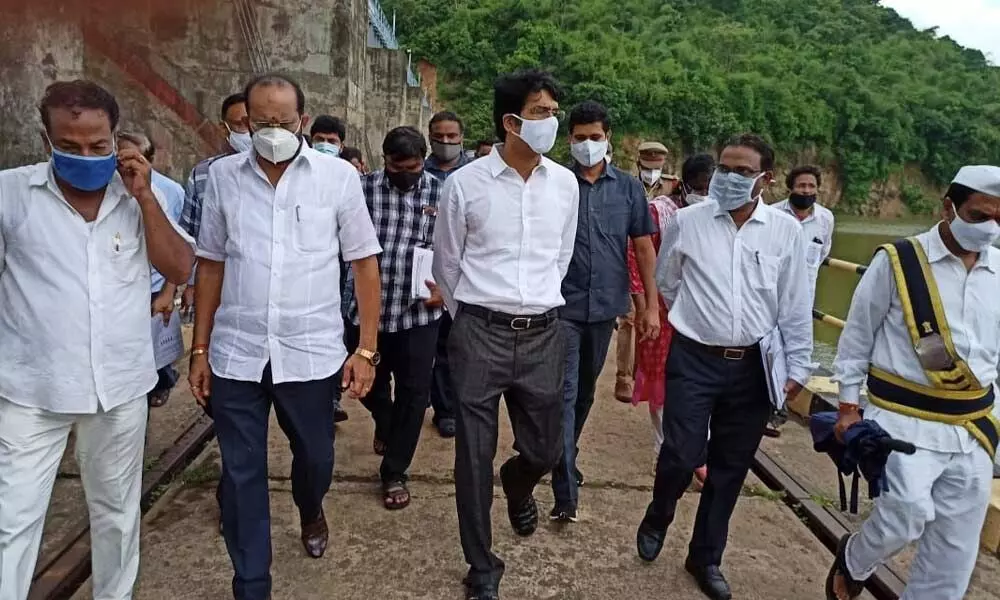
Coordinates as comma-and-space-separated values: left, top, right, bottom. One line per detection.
384, 0, 1000, 211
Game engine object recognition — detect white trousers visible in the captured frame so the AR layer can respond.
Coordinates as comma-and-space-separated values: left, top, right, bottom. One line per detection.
845, 443, 993, 600
0, 397, 147, 600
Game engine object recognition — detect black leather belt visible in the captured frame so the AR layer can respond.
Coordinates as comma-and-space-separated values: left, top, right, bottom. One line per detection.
459, 303, 558, 331
675, 332, 760, 361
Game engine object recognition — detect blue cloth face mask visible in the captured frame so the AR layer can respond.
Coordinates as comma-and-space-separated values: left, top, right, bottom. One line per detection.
48, 136, 118, 192
709, 169, 765, 211
313, 141, 341, 157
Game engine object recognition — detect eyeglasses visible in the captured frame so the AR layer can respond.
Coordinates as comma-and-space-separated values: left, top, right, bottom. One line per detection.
249, 120, 300, 133
716, 165, 761, 178
522, 106, 561, 120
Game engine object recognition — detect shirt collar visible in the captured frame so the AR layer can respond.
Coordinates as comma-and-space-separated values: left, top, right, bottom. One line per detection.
425, 152, 470, 173
714, 198, 769, 223
572, 160, 616, 181
928, 222, 996, 272
244, 141, 315, 176
486, 144, 548, 179
778, 198, 815, 223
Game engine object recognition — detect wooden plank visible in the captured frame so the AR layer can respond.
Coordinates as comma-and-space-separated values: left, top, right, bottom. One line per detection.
981, 480, 1000, 555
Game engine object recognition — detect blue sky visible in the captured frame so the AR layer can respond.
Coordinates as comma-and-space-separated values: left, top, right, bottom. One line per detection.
881, 0, 1000, 63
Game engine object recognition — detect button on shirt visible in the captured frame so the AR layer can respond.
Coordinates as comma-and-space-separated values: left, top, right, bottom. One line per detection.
196, 146, 383, 384
0, 164, 195, 414
347, 170, 444, 332
561, 163, 655, 323
772, 199, 834, 294
832, 224, 1000, 454
150, 170, 185, 293
433, 145, 580, 315
656, 200, 814, 384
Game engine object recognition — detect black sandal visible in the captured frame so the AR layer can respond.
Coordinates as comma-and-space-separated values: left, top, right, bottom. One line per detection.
826, 534, 865, 600
373, 437, 387, 456
383, 480, 410, 510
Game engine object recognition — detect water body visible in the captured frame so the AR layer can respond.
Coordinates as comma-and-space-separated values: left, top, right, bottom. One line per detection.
812, 215, 937, 368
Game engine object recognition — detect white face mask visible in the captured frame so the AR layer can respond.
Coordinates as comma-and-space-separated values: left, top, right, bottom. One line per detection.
252, 123, 302, 164
570, 139, 608, 168
640, 169, 662, 185
227, 129, 253, 154
509, 114, 559, 155
949, 213, 1000, 253
709, 169, 765, 211
313, 141, 341, 157
686, 193, 710, 205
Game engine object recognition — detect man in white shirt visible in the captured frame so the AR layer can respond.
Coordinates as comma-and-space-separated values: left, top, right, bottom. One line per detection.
186, 74, 382, 600
827, 166, 1000, 600
635, 134, 813, 600
0, 80, 195, 600
771, 165, 835, 299
433, 69, 579, 600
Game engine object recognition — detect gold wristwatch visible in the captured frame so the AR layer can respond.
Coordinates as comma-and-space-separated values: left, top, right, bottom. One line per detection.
354, 348, 381, 366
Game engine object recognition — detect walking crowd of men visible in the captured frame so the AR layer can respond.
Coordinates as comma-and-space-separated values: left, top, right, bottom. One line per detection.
0, 66, 998, 600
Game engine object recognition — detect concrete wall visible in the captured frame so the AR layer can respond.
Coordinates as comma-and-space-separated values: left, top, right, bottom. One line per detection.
0, 0, 430, 178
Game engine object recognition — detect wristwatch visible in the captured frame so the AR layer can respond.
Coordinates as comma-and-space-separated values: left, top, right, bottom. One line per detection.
354, 348, 381, 366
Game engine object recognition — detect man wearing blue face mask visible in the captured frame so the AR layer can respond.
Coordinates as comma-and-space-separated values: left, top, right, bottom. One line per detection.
826, 166, 1000, 600
0, 79, 196, 600
636, 134, 813, 600
310, 114, 346, 158
550, 100, 659, 524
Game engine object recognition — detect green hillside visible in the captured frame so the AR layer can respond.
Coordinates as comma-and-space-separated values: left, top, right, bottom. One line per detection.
385, 0, 1000, 210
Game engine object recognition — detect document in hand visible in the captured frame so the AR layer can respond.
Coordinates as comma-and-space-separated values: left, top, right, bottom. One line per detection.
411, 247, 435, 300
759, 327, 788, 410
152, 310, 185, 370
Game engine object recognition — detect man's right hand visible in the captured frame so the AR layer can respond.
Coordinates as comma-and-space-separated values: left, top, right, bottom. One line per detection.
834, 404, 862, 442
181, 286, 196, 316
188, 353, 211, 407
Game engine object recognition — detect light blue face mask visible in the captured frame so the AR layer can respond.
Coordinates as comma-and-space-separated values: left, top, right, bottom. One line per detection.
709, 169, 764, 211
313, 141, 341, 157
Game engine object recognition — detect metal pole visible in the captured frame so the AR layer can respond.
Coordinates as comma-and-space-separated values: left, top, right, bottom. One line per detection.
822, 257, 868, 275
813, 309, 846, 329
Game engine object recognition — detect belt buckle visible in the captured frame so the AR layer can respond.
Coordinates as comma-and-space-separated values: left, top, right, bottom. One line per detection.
723, 348, 745, 361
510, 317, 532, 331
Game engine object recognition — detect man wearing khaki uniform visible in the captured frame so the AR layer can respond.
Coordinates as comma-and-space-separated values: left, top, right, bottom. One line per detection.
615, 141, 677, 401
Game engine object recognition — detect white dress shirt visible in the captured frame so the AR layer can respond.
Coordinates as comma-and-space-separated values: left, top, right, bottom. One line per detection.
832, 224, 1000, 454
772, 199, 834, 294
0, 163, 195, 414
432, 145, 579, 315
197, 146, 382, 384
655, 200, 814, 385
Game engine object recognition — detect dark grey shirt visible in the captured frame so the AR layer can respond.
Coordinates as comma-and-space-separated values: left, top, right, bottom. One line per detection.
561, 162, 655, 323
424, 152, 472, 181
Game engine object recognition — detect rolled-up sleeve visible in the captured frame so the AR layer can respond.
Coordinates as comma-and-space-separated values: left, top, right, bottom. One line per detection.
432, 177, 466, 314
337, 170, 382, 262
832, 252, 893, 405
776, 226, 815, 386
195, 166, 226, 262
655, 216, 683, 306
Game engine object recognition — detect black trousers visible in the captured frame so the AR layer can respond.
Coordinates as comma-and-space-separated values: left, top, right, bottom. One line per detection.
346, 320, 441, 483
429, 312, 456, 422
449, 306, 566, 588
644, 336, 771, 567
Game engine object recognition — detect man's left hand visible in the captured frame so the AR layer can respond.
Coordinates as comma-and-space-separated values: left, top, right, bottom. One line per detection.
639, 307, 660, 341
783, 379, 804, 407
151, 288, 174, 324
342, 354, 375, 398
117, 147, 154, 200
424, 280, 444, 308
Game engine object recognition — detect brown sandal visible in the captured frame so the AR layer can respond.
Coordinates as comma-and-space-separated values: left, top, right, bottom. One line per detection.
383, 481, 410, 510
826, 534, 865, 600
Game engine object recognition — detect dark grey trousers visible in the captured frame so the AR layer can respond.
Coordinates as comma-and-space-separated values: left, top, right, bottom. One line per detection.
448, 306, 566, 588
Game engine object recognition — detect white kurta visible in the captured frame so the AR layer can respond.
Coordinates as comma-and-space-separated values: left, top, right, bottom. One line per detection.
832, 223, 1000, 599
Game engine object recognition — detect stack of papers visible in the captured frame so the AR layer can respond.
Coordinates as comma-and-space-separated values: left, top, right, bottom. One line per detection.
760, 327, 788, 410
411, 247, 435, 300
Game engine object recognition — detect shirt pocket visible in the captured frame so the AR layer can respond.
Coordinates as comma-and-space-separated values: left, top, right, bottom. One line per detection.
293, 205, 335, 253
598, 204, 631, 239
746, 247, 780, 291
806, 239, 823, 268
108, 237, 143, 283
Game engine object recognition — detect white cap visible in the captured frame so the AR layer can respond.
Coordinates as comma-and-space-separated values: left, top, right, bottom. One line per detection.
952, 165, 1000, 197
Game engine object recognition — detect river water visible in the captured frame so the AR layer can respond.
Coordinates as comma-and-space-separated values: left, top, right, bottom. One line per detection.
812, 215, 937, 368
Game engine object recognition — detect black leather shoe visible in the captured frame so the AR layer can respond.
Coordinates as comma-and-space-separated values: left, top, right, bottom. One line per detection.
465, 583, 500, 600
685, 559, 732, 600
499, 462, 538, 536
301, 510, 329, 558
636, 519, 666, 562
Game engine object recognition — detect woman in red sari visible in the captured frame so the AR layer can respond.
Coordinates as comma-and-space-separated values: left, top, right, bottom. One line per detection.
628, 195, 707, 485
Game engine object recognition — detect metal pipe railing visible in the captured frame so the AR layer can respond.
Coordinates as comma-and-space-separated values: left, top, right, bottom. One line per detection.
821, 257, 867, 275
813, 309, 845, 329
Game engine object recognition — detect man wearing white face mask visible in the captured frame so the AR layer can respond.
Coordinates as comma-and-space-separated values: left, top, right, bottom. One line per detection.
826, 166, 1000, 600
550, 101, 659, 523
188, 74, 383, 600
309, 114, 346, 158
636, 134, 813, 600
433, 69, 579, 600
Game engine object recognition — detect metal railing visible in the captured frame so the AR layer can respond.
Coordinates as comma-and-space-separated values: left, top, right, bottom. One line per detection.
368, 0, 421, 88
813, 256, 870, 330
234, 0, 270, 74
